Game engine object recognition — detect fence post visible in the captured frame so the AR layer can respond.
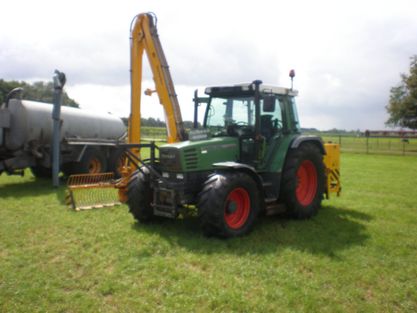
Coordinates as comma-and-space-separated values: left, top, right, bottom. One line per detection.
366, 136, 369, 154
339, 135, 341, 146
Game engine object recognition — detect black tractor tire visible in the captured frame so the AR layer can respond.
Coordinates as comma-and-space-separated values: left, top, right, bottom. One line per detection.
198, 172, 260, 238
30, 166, 52, 178
280, 142, 325, 219
71, 147, 108, 174
107, 148, 125, 178
126, 168, 155, 223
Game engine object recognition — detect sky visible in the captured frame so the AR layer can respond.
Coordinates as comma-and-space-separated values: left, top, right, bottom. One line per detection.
1, 0, 417, 131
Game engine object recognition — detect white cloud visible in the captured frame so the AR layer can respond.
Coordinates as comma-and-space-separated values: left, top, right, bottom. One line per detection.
1, 0, 417, 130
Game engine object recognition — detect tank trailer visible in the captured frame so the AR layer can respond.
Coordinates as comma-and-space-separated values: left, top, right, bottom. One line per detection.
0, 97, 126, 178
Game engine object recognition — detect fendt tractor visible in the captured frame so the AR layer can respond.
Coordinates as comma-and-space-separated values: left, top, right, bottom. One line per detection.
128, 80, 341, 238
68, 12, 341, 238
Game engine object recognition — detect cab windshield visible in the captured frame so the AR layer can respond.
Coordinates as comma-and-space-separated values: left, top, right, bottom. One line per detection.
204, 95, 284, 134
205, 96, 255, 129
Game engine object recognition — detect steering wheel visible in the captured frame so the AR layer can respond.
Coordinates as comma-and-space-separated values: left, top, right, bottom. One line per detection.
273, 118, 282, 129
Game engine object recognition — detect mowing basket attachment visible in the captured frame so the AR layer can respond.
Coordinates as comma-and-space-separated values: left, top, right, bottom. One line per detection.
66, 173, 121, 211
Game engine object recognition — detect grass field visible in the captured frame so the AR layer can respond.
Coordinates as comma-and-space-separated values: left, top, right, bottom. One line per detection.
1, 153, 416, 312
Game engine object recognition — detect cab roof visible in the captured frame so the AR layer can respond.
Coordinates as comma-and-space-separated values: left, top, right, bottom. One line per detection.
205, 82, 298, 97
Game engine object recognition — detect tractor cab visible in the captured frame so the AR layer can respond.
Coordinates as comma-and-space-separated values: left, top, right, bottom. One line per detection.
194, 80, 301, 167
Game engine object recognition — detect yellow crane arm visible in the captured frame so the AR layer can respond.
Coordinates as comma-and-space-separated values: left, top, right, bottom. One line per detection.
129, 12, 186, 144
67, 13, 187, 207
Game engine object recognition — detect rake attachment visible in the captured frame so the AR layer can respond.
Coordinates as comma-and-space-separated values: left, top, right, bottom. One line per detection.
65, 173, 121, 210
64, 142, 158, 211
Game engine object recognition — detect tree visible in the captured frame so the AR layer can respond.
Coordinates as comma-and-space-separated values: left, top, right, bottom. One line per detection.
0, 79, 79, 108
386, 55, 417, 129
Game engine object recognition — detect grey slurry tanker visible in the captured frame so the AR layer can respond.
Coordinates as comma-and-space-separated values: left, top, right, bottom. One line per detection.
0, 97, 126, 178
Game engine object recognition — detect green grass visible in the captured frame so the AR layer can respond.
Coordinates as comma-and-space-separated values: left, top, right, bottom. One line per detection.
141, 126, 167, 141
1, 153, 416, 312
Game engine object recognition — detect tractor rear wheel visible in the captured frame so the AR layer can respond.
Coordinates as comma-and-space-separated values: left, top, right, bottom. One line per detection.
127, 168, 155, 223
198, 172, 259, 238
281, 143, 325, 219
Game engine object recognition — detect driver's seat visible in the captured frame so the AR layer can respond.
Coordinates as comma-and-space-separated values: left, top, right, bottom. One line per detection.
260, 115, 274, 140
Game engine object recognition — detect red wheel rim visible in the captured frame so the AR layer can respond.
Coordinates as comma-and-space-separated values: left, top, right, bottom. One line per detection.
224, 187, 250, 229
88, 157, 102, 173
296, 160, 318, 206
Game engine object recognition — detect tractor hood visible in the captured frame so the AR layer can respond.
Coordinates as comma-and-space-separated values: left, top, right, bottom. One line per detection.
159, 137, 239, 172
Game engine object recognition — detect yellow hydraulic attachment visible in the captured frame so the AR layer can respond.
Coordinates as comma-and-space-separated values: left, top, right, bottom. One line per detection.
66, 173, 120, 210
323, 143, 342, 198
129, 12, 185, 147
67, 12, 185, 209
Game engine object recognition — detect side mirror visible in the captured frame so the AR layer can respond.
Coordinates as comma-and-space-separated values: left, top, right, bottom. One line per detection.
193, 89, 209, 129
263, 96, 276, 112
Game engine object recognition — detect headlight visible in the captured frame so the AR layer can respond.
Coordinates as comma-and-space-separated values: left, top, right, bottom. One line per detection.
160, 148, 181, 171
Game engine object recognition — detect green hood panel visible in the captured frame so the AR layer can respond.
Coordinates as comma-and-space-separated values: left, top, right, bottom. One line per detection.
159, 137, 239, 172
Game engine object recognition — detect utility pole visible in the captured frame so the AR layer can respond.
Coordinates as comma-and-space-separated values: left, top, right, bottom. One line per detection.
52, 70, 66, 187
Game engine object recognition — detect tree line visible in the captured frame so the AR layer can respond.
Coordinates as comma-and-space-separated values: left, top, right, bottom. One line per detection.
121, 117, 195, 129
0, 79, 79, 107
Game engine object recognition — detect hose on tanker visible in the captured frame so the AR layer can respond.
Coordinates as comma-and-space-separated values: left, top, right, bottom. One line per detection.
2, 88, 24, 146
5, 88, 24, 108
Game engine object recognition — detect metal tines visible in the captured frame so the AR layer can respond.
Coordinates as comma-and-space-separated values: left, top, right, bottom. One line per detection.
65, 172, 121, 211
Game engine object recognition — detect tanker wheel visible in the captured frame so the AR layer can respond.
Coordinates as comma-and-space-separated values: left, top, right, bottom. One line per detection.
72, 147, 107, 174
198, 172, 259, 238
30, 166, 52, 178
62, 163, 76, 177
126, 168, 156, 223
107, 148, 126, 178
280, 142, 325, 219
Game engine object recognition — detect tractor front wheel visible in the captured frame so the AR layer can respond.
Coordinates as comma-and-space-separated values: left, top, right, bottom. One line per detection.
126, 168, 155, 223
281, 143, 325, 219
198, 172, 259, 238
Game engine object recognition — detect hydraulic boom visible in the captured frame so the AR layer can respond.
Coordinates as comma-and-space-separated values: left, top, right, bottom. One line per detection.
129, 12, 186, 145
67, 12, 187, 209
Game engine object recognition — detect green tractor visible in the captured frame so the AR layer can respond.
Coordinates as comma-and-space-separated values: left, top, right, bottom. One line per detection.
127, 80, 340, 238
